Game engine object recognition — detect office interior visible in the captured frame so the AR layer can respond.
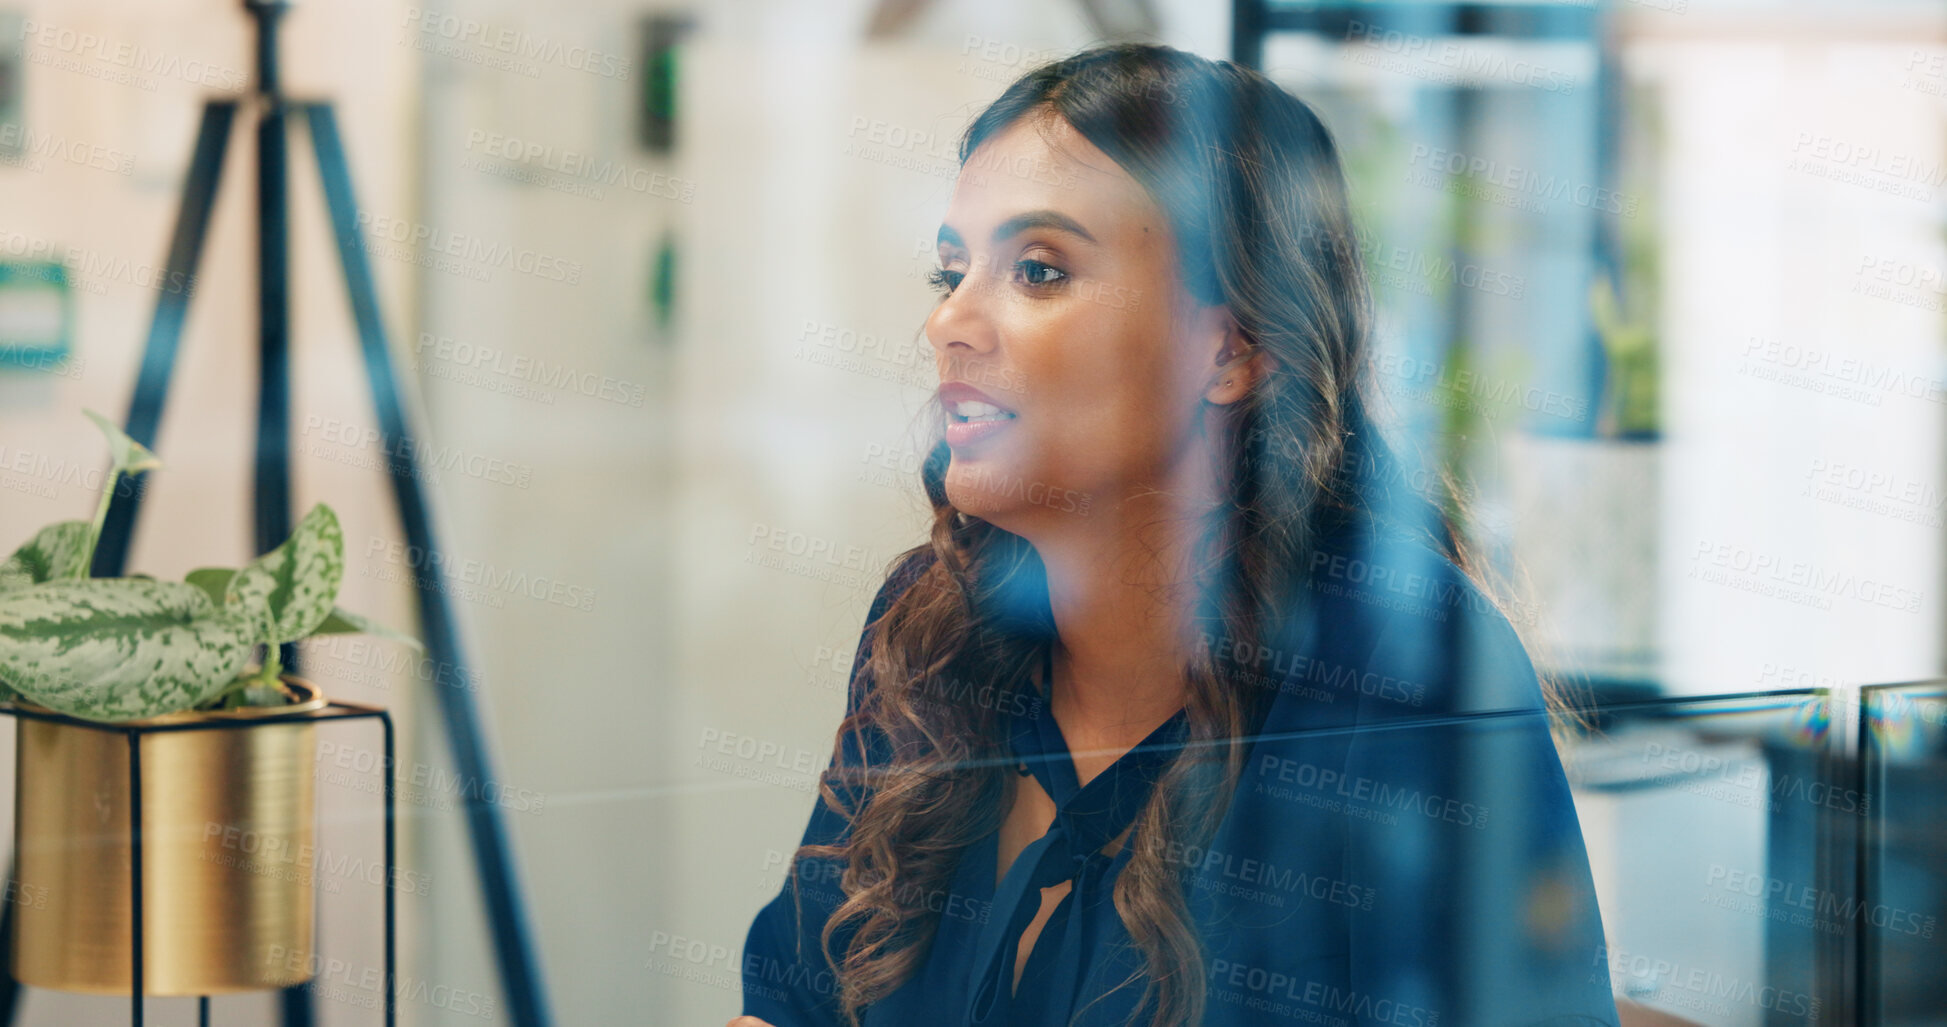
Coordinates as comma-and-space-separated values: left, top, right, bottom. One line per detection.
0, 0, 1942, 1024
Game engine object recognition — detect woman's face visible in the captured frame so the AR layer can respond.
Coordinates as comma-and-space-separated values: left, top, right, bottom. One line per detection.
924, 113, 1251, 536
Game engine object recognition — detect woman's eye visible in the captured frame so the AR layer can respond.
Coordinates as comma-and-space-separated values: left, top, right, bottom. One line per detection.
1016, 259, 1067, 288
926, 260, 1064, 296
925, 266, 963, 296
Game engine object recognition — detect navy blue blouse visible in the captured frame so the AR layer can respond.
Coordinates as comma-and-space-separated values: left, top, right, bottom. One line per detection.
742, 523, 1622, 1027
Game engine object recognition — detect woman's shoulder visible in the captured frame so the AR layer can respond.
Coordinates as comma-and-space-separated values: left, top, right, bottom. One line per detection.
847, 547, 937, 691
815, 548, 939, 780
1273, 516, 1543, 719
864, 546, 938, 628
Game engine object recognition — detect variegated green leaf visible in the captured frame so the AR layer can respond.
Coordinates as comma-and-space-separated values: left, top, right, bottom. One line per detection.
186, 566, 277, 653
225, 503, 344, 646
1, 522, 92, 591
191, 566, 416, 650
313, 606, 423, 650
184, 567, 235, 606
0, 579, 257, 722
83, 409, 160, 477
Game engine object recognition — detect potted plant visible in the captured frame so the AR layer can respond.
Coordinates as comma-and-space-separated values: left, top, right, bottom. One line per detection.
1500, 271, 1661, 680
0, 410, 419, 995
1499, 79, 1664, 683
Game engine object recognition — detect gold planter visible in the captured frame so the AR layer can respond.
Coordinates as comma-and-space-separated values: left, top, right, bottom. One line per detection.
11, 677, 326, 995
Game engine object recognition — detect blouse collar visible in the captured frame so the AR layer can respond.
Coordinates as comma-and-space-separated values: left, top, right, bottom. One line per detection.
967, 647, 1190, 1025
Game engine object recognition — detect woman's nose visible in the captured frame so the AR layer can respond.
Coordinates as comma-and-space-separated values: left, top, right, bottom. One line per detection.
925, 267, 998, 357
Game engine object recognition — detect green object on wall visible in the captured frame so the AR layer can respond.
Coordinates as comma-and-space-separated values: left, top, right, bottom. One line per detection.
0, 260, 73, 371
637, 14, 693, 153
651, 231, 677, 335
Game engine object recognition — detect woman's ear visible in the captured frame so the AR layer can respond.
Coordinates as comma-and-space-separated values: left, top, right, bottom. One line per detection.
1203, 316, 1275, 406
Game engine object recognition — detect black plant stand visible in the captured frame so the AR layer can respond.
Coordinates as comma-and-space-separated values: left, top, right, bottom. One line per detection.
0, 700, 396, 1027
0, 1, 553, 1024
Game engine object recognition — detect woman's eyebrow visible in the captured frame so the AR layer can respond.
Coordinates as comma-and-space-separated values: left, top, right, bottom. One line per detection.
936, 210, 1098, 250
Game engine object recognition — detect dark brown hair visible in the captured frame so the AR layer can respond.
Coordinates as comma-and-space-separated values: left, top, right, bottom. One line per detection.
800, 41, 1521, 1027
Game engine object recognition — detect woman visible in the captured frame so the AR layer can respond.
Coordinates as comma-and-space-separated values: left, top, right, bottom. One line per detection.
734, 42, 1619, 1027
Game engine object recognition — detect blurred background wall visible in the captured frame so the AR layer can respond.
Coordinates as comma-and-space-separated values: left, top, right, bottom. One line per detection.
0, 0, 1940, 1024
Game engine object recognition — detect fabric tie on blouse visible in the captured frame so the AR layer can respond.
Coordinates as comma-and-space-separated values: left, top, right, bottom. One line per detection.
966, 653, 1189, 1026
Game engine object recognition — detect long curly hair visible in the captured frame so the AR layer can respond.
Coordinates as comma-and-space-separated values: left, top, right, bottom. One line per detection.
799, 42, 1520, 1027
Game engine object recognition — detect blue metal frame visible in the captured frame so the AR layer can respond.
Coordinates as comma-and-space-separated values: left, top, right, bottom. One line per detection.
19, 3, 555, 1025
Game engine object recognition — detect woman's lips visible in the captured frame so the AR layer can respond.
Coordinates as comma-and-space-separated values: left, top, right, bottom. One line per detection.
945, 415, 1014, 449
939, 380, 1017, 450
